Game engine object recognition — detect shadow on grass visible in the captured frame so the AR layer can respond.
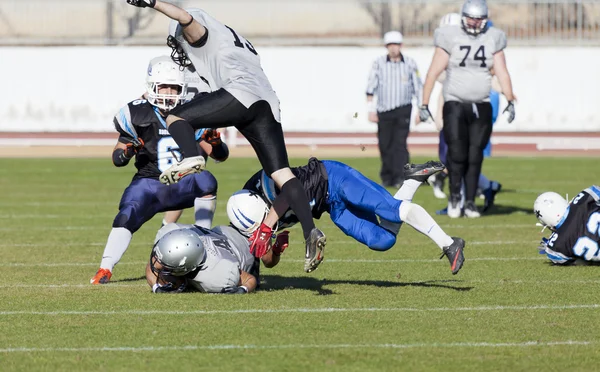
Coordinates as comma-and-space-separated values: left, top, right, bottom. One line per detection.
260, 275, 473, 295
484, 204, 535, 216
111, 275, 146, 283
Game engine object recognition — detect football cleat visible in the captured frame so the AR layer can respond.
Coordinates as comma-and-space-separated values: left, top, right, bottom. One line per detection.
463, 201, 481, 218
483, 181, 502, 213
404, 161, 446, 183
304, 228, 326, 273
447, 194, 462, 218
440, 237, 465, 275
90, 268, 112, 285
427, 173, 447, 199
159, 155, 206, 185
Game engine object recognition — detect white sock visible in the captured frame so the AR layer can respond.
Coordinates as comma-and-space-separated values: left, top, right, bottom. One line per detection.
478, 173, 491, 190
194, 196, 217, 228
99, 227, 133, 271
394, 179, 422, 202
399, 201, 454, 250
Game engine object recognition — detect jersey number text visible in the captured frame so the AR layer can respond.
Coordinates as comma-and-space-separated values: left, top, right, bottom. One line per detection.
226, 26, 257, 55
573, 212, 600, 261
459, 45, 487, 68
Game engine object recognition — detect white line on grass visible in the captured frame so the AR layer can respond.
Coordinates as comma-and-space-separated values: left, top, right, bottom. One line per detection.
0, 340, 593, 353
1, 304, 598, 316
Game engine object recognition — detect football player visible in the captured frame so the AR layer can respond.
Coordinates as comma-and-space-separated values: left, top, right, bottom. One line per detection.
419, 0, 516, 219
90, 56, 229, 285
126, 0, 325, 274
237, 159, 466, 275
535, 186, 600, 265
147, 194, 289, 294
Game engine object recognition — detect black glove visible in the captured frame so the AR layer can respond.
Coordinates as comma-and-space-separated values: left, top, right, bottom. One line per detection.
419, 105, 434, 123
126, 0, 156, 8
152, 282, 186, 294
221, 286, 249, 295
503, 101, 516, 123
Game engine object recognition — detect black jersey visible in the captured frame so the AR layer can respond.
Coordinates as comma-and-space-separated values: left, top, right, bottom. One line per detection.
546, 186, 600, 262
113, 99, 201, 180
243, 157, 329, 228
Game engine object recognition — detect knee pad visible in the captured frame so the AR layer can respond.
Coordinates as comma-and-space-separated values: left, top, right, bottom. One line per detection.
112, 207, 141, 233
193, 171, 218, 195
367, 229, 397, 251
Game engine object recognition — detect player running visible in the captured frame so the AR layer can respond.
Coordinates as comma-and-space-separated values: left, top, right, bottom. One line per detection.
90, 56, 228, 285
419, 0, 516, 218
535, 186, 600, 265
234, 159, 466, 275
126, 0, 326, 273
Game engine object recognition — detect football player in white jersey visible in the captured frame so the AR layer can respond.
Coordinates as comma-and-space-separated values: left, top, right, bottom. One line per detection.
146, 193, 289, 294
419, 0, 516, 219
126, 0, 326, 274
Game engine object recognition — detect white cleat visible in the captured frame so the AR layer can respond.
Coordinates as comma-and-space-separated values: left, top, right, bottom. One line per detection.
159, 156, 206, 185
463, 201, 481, 218
447, 200, 462, 219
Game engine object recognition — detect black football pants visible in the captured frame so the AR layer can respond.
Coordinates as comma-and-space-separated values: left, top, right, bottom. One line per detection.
377, 105, 412, 186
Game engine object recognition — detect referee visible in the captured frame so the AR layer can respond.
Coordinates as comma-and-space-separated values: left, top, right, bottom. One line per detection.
366, 31, 423, 188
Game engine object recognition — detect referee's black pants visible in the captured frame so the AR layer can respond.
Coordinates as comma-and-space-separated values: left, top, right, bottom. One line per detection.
442, 101, 493, 203
377, 105, 412, 186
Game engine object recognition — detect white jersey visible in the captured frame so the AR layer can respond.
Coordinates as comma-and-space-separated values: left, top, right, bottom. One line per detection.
155, 223, 241, 293
434, 25, 507, 103
169, 9, 281, 122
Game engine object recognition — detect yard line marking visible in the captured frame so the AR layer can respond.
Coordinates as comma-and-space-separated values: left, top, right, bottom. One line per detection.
0, 340, 594, 353
0, 304, 598, 316
0, 284, 144, 289
0, 256, 545, 268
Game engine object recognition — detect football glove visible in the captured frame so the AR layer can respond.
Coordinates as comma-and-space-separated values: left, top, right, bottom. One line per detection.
537, 237, 549, 255
503, 101, 516, 123
249, 223, 275, 258
152, 282, 186, 294
201, 129, 223, 147
221, 286, 249, 295
126, 0, 156, 8
124, 138, 145, 159
418, 105, 434, 123
272, 231, 289, 256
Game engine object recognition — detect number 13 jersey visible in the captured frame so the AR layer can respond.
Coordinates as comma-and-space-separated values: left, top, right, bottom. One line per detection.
169, 9, 281, 122
434, 25, 507, 103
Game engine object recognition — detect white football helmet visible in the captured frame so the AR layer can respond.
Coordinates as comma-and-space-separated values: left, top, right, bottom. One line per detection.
439, 12, 461, 27
461, 0, 488, 35
151, 228, 206, 276
146, 55, 188, 111
533, 192, 569, 230
227, 190, 270, 236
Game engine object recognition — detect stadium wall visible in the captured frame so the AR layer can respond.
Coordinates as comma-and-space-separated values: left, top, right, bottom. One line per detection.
3, 46, 598, 134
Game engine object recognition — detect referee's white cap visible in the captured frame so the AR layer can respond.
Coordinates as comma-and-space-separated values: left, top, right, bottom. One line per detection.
383, 31, 403, 45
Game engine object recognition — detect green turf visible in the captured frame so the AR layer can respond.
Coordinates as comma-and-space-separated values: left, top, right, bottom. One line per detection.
1, 156, 599, 371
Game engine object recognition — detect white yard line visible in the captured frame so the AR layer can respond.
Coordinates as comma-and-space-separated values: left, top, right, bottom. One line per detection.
0, 340, 594, 353
0, 304, 598, 316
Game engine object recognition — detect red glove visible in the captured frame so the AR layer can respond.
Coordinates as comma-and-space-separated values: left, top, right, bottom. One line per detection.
249, 223, 274, 258
201, 129, 222, 147
272, 231, 289, 256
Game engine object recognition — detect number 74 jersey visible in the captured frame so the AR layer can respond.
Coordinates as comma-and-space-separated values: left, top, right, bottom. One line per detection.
544, 186, 600, 264
434, 24, 507, 103
169, 9, 281, 122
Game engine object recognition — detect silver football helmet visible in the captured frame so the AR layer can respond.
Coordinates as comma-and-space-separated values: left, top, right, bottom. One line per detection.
461, 0, 488, 35
151, 228, 206, 276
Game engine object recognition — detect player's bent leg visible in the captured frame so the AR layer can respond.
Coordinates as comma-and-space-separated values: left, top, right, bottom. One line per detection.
155, 171, 218, 218
330, 205, 396, 251
399, 201, 454, 249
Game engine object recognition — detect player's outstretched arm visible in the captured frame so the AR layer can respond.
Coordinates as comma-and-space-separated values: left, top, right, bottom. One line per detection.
222, 271, 257, 294
112, 139, 143, 167
422, 47, 450, 106
492, 51, 515, 102
127, 0, 206, 44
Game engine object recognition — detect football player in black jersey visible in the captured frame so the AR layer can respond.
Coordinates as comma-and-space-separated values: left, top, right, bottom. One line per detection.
90, 56, 229, 285
535, 186, 600, 265
234, 159, 466, 275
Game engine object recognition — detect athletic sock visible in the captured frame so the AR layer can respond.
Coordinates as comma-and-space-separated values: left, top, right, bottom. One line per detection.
280, 177, 315, 240
167, 120, 201, 157
194, 196, 217, 229
99, 227, 133, 271
399, 202, 454, 250
393, 179, 422, 202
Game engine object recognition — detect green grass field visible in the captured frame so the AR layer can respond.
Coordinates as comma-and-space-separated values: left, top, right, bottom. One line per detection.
1, 156, 599, 371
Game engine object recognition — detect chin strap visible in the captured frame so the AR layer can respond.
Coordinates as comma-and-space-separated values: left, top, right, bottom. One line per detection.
536, 223, 548, 233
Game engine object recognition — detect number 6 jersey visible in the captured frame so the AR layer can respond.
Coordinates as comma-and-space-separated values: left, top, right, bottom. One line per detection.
434, 24, 507, 103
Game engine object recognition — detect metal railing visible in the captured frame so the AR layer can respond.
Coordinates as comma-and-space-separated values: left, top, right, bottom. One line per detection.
0, 0, 597, 46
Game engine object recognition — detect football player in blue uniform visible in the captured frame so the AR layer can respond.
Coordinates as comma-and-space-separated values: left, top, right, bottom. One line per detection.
535, 186, 600, 265
234, 159, 466, 275
90, 56, 229, 285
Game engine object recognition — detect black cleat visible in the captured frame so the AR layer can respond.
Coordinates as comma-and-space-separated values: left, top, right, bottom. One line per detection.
304, 228, 326, 273
404, 161, 446, 183
440, 237, 465, 275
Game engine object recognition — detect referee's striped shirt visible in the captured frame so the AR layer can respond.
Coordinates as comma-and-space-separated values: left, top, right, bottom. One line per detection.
366, 54, 423, 113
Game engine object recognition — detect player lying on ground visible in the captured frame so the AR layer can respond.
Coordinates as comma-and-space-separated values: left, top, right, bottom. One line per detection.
126, 0, 326, 274
535, 186, 600, 265
90, 56, 229, 285
147, 195, 289, 294
236, 159, 466, 275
